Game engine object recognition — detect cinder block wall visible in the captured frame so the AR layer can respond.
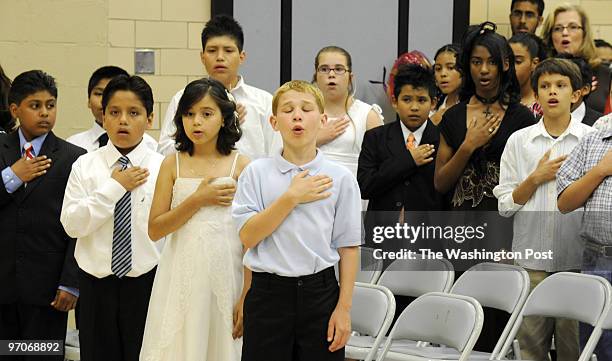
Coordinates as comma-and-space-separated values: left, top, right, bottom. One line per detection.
0, 0, 211, 139
470, 0, 612, 40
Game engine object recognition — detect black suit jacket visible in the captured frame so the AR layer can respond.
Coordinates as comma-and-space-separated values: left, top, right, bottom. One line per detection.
0, 131, 86, 305
581, 106, 604, 127
357, 120, 444, 212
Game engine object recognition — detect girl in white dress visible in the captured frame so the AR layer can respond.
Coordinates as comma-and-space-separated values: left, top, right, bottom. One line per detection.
141, 78, 250, 361
313, 46, 384, 177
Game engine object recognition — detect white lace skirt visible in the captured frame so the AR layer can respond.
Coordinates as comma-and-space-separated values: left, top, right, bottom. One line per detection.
140, 215, 243, 361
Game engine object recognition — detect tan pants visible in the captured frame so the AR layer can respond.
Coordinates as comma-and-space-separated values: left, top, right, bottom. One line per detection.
517, 269, 579, 361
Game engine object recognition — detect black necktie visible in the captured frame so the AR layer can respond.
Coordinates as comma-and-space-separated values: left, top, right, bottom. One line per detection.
98, 133, 109, 147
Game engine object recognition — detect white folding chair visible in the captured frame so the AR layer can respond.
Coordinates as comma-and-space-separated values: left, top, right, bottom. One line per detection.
375, 292, 484, 361
376, 257, 455, 297
406, 262, 529, 360
358, 247, 385, 284
498, 272, 612, 361
590, 289, 612, 361
346, 282, 396, 361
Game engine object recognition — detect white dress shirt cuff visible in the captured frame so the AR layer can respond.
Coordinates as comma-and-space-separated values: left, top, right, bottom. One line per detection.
100, 177, 130, 203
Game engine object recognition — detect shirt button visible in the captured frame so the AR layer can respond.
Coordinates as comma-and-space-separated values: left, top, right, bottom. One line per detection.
297, 280, 303, 286
396, 202, 402, 207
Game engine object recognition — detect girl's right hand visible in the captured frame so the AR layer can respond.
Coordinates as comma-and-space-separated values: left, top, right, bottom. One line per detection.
463, 113, 501, 152
317, 116, 350, 146
195, 176, 236, 206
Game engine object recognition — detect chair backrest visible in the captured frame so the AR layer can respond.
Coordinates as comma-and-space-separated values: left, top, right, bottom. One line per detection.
357, 247, 384, 284
377, 292, 483, 361
500, 272, 612, 361
351, 282, 396, 337
450, 262, 530, 358
376, 257, 454, 297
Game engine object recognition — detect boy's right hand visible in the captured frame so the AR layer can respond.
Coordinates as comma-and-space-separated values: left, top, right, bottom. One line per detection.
286, 170, 333, 205
409, 144, 435, 166
111, 167, 149, 191
11, 156, 52, 182
195, 176, 236, 206
530, 150, 567, 185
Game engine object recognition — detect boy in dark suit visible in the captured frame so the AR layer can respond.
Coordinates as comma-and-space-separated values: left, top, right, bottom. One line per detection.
357, 63, 444, 323
0, 70, 86, 360
358, 63, 443, 215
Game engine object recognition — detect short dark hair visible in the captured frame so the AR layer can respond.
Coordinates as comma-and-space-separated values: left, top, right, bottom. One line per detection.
393, 63, 437, 100
102, 75, 154, 116
531, 58, 583, 93
594, 39, 612, 49
8, 70, 57, 106
509, 32, 548, 62
87, 66, 129, 98
511, 0, 545, 16
555, 54, 594, 95
201, 15, 244, 52
173, 78, 241, 156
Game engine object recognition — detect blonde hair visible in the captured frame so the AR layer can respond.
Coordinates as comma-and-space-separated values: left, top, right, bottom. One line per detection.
272, 80, 325, 115
540, 3, 601, 68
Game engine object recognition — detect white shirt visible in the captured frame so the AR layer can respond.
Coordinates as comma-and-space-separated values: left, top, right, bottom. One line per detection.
67, 121, 158, 153
400, 119, 427, 147
157, 76, 274, 159
593, 113, 611, 132
493, 118, 595, 271
570, 102, 586, 123
60, 140, 164, 278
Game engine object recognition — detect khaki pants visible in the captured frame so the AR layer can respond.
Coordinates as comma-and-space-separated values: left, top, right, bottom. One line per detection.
517, 269, 579, 361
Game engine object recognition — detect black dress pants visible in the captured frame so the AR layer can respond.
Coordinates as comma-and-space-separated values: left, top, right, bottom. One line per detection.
0, 302, 67, 361
78, 268, 155, 361
242, 267, 343, 361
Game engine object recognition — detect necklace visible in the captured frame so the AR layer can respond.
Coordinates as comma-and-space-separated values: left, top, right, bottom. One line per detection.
187, 156, 220, 176
474, 93, 500, 117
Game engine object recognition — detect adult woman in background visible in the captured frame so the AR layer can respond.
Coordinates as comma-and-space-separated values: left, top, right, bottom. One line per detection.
541, 3, 611, 114
313, 46, 384, 177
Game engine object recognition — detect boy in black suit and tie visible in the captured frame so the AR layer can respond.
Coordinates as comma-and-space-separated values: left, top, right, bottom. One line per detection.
358, 63, 443, 321
0, 70, 86, 360
358, 63, 443, 214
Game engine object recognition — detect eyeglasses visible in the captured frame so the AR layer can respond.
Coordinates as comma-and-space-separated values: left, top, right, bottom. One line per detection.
552, 23, 583, 34
317, 65, 349, 75
510, 10, 538, 20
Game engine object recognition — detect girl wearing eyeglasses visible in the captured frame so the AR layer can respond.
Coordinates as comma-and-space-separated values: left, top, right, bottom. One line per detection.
312, 46, 384, 178
540, 4, 611, 114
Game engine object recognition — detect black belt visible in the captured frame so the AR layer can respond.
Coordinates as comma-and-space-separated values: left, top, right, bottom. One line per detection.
585, 240, 612, 258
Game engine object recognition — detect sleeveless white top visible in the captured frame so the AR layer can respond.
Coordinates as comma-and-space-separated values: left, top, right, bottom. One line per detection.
319, 99, 383, 176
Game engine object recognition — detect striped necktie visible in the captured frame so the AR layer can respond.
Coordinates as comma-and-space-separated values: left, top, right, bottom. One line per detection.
111, 156, 132, 278
23, 142, 35, 159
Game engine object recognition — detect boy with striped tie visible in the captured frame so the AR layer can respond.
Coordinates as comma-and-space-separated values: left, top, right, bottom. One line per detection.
60, 75, 163, 361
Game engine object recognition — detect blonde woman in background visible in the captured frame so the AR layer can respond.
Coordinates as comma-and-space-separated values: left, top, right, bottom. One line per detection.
540, 3, 611, 114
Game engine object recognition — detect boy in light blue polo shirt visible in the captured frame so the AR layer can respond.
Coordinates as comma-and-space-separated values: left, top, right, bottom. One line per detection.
232, 80, 361, 361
